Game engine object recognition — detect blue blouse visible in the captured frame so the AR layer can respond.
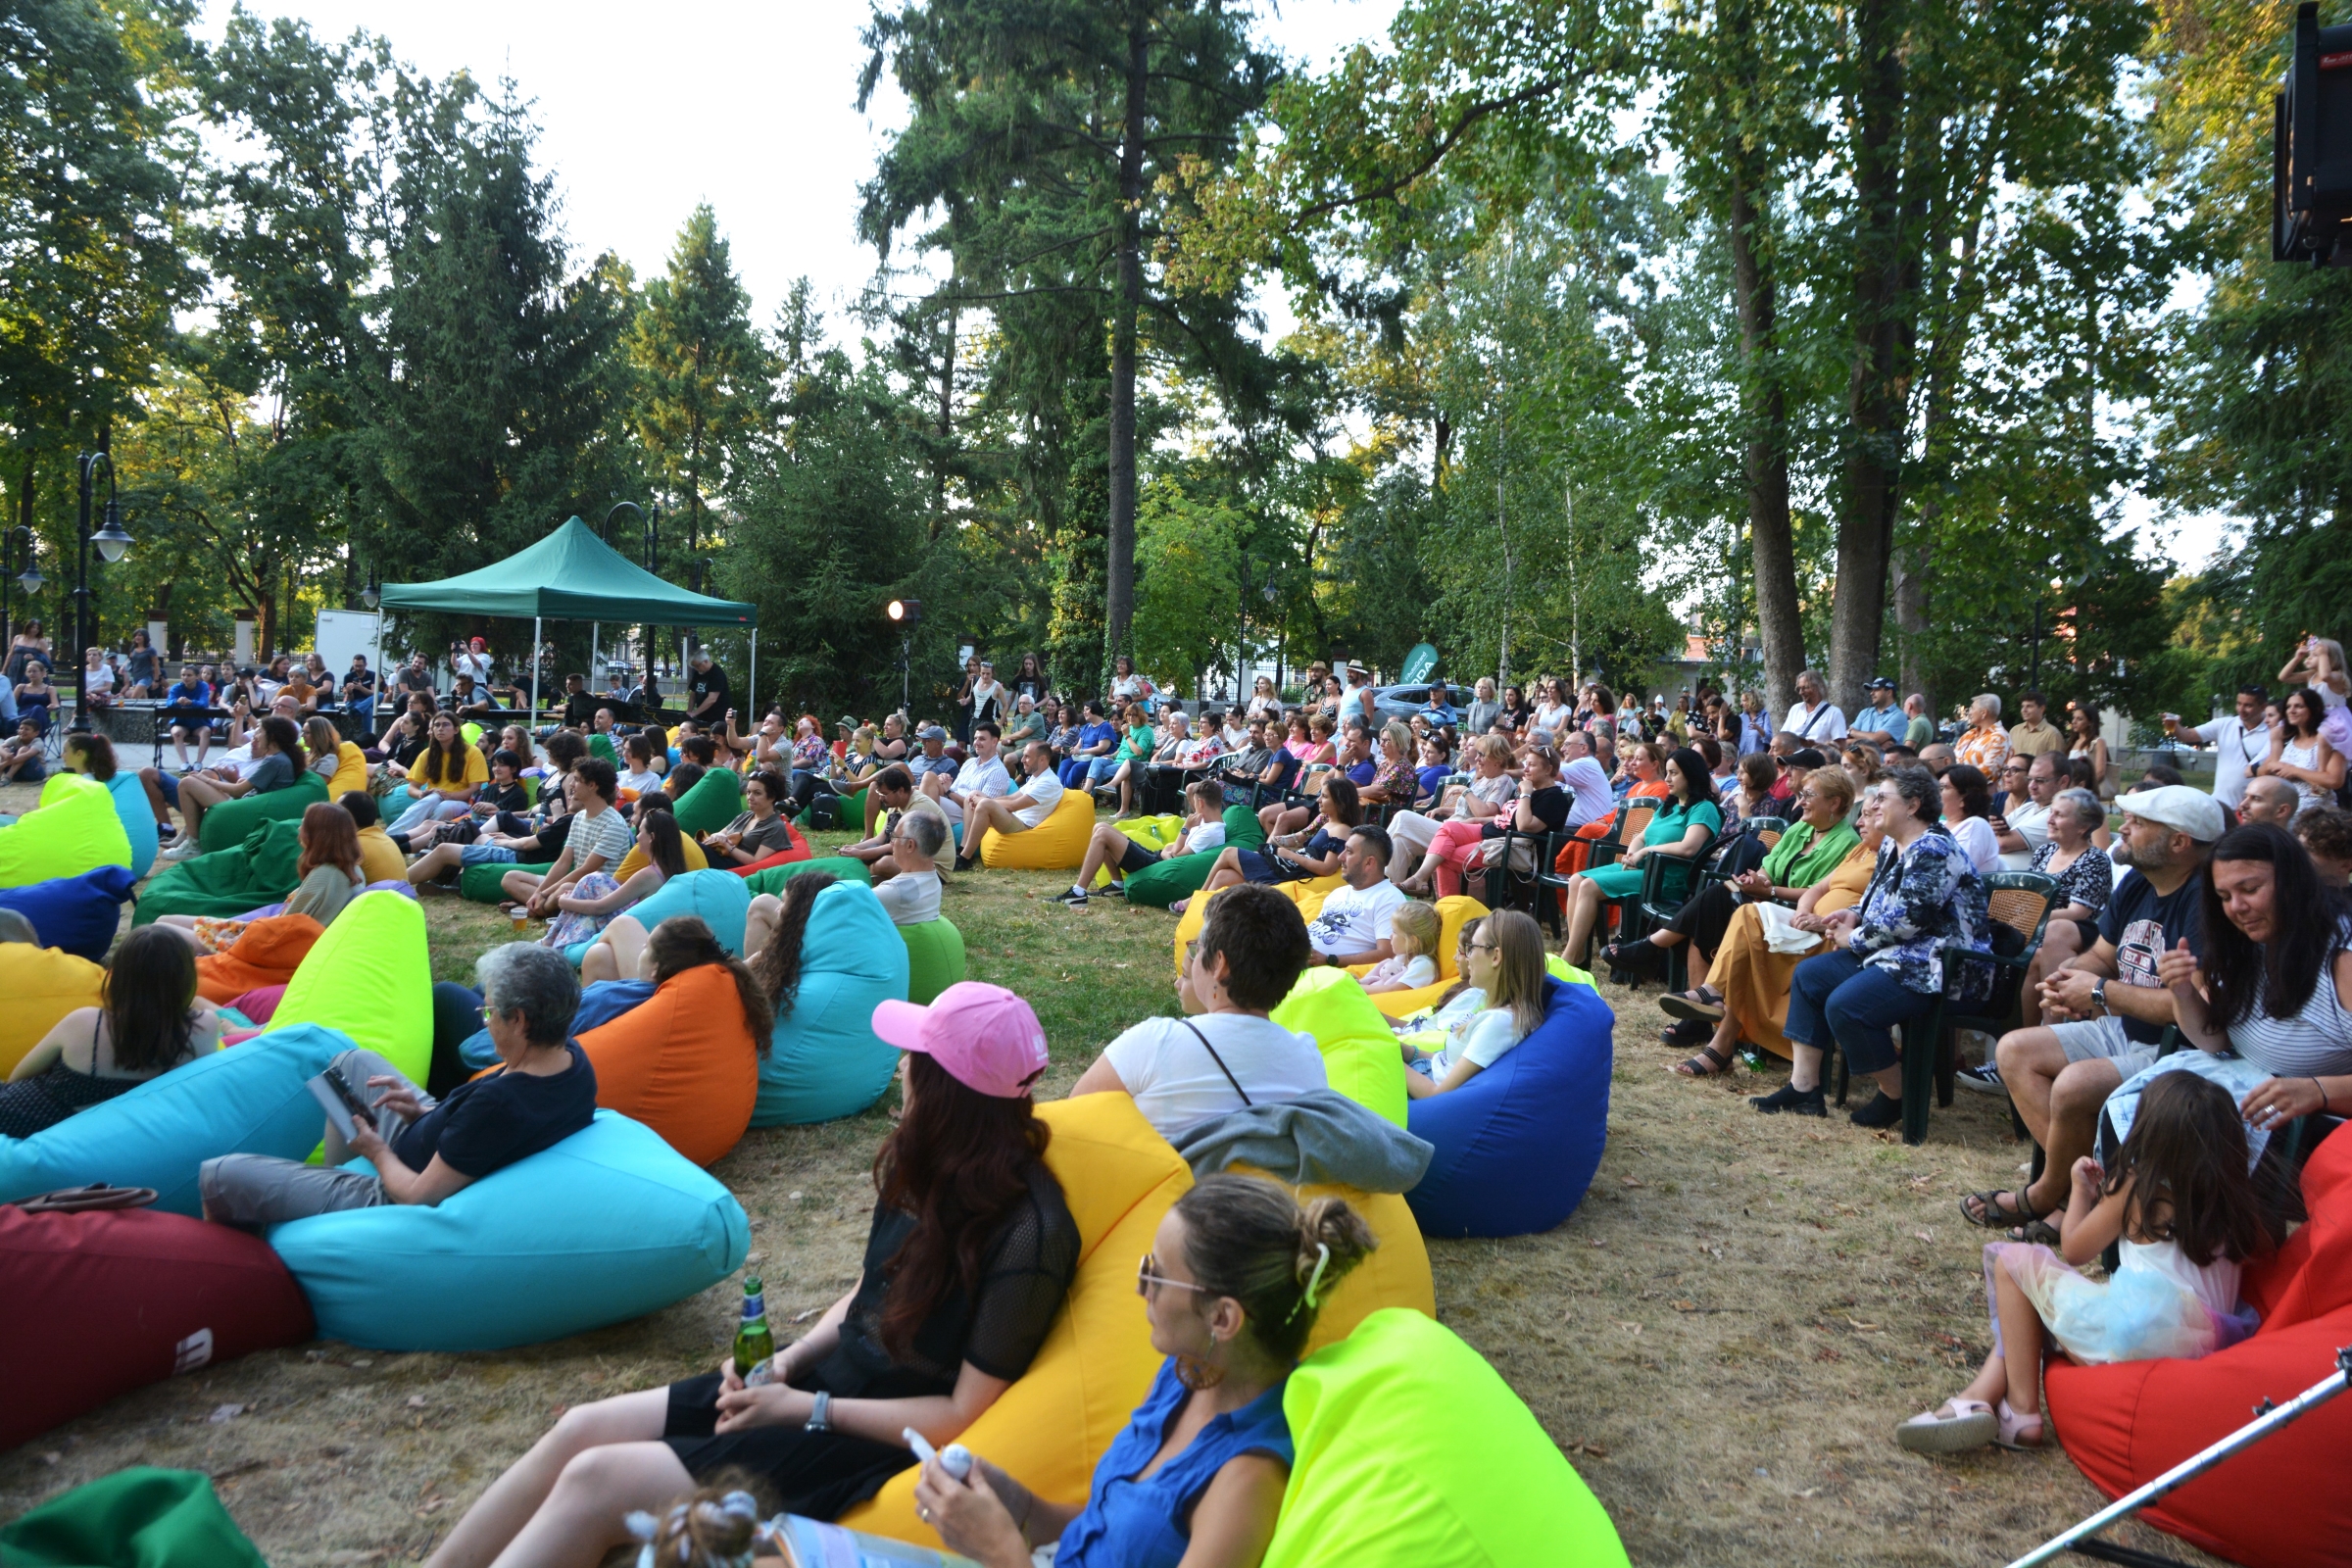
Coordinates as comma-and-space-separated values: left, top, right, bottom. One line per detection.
1054, 1360, 1294, 1568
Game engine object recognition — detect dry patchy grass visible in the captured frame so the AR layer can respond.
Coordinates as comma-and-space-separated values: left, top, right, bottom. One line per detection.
0, 796, 2232, 1566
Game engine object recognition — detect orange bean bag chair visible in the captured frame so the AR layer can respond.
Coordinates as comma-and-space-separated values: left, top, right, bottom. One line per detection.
573, 963, 760, 1166
193, 914, 323, 1005
2043, 1126, 2352, 1568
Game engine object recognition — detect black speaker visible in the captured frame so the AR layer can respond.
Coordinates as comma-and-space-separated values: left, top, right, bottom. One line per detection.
2274, 3, 2352, 265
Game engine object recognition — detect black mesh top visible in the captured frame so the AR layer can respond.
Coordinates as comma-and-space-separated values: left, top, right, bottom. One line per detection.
808, 1161, 1079, 1400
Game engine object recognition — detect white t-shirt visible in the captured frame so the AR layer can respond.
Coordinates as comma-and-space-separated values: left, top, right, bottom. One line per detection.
2191, 716, 2267, 809
568, 805, 636, 870
941, 754, 1011, 819
875, 868, 942, 926
618, 766, 663, 796
1011, 769, 1066, 827
1306, 880, 1405, 958
84, 662, 115, 696
1364, 953, 1438, 991
1179, 821, 1228, 855
1784, 701, 1848, 743
1996, 798, 2054, 872
1949, 814, 2000, 876
1560, 758, 1614, 828
1101, 1012, 1329, 1138
1430, 1006, 1530, 1079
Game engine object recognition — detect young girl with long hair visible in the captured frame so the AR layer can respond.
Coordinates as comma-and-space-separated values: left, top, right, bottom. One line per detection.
157, 801, 368, 952
542, 803, 687, 951
0, 926, 219, 1137
2262, 687, 2345, 816
1404, 908, 1548, 1097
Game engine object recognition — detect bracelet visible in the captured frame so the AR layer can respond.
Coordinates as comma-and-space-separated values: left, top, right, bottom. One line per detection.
2316, 1076, 2333, 1114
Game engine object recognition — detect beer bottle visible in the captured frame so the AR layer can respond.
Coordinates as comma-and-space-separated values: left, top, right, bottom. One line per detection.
733, 1275, 775, 1381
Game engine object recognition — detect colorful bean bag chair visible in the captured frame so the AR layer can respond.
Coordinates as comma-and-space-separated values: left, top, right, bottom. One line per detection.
576, 964, 760, 1166
133, 818, 305, 923
0, 773, 134, 889
1406, 973, 1614, 1239
1270, 968, 1409, 1127
460, 858, 555, 904
0, 1206, 314, 1449
742, 855, 872, 896
727, 819, 813, 875
230, 985, 286, 1024
0, 1023, 353, 1214
899, 917, 966, 1005
267, 1108, 749, 1351
259, 891, 433, 1086
1085, 812, 1186, 890
978, 785, 1094, 870
616, 832, 710, 880
753, 880, 908, 1126
194, 772, 327, 855
1121, 805, 1266, 905
192, 913, 322, 1004
105, 769, 160, 880
587, 732, 619, 765
324, 739, 368, 799
610, 867, 753, 956
0, 1467, 269, 1568
1262, 1307, 1629, 1568
0, 862, 136, 962
0, 943, 105, 1076
673, 765, 744, 839
2043, 1126, 2352, 1568
1353, 896, 1489, 1018
1170, 874, 1347, 979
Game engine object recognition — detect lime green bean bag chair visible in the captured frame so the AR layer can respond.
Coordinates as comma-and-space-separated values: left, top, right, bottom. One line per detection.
132, 819, 305, 923
1262, 1308, 1630, 1568
0, 1467, 267, 1568
1270, 968, 1408, 1127
262, 890, 434, 1085
742, 856, 872, 896
899, 916, 966, 1004
673, 766, 743, 838
0, 773, 133, 890
1122, 805, 1266, 906
1085, 812, 1180, 889
195, 772, 327, 855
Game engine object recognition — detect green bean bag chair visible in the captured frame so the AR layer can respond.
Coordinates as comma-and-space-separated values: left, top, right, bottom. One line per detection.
0, 1467, 267, 1568
1122, 805, 1267, 907
132, 818, 305, 923
460, 858, 556, 904
1270, 967, 1408, 1127
263, 890, 435, 1086
673, 765, 743, 838
899, 916, 966, 1004
587, 732, 618, 765
0, 773, 133, 890
1262, 1308, 1630, 1568
742, 855, 872, 896
195, 771, 327, 854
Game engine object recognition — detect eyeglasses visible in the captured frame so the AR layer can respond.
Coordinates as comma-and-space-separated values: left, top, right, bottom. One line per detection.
1138, 1254, 1211, 1298
1467, 940, 1499, 955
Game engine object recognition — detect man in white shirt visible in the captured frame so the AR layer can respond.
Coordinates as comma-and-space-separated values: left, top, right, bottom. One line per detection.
954, 738, 1068, 870
1783, 667, 1847, 745
874, 808, 947, 924
1849, 676, 1904, 738
1303, 826, 1405, 965
925, 720, 1011, 831
1556, 730, 1615, 830
2163, 685, 2269, 810
1994, 751, 2061, 870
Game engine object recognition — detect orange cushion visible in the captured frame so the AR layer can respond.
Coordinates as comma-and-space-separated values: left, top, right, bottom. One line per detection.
573, 964, 760, 1166
194, 914, 323, 1005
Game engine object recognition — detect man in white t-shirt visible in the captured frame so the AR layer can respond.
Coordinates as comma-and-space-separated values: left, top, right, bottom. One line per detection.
1994, 751, 2060, 870
955, 739, 1068, 871
925, 719, 1012, 829
1557, 730, 1614, 829
1071, 881, 1327, 1137
1782, 667, 1847, 745
1303, 826, 1404, 966
873, 808, 947, 924
2162, 686, 2269, 810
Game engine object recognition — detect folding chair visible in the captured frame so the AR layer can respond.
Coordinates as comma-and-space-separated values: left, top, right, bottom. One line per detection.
1479, 824, 1566, 922
1536, 799, 1653, 942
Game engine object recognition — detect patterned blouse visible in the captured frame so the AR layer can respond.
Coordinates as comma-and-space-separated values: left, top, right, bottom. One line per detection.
1847, 828, 1991, 999
1954, 724, 2010, 772
2030, 840, 2113, 917
1371, 756, 1419, 804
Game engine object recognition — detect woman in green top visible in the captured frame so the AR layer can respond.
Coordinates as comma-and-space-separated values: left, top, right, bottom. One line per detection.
1094, 703, 1157, 814
1562, 748, 1726, 965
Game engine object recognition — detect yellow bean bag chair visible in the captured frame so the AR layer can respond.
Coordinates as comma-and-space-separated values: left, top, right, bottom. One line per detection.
1091, 812, 1184, 888
325, 741, 369, 799
616, 834, 708, 881
977, 785, 1095, 871
1353, 896, 1486, 1018
0, 943, 106, 1076
1268, 969, 1408, 1127
260, 891, 433, 1085
0, 774, 133, 891
1170, 874, 1346, 979
1262, 1307, 1629, 1568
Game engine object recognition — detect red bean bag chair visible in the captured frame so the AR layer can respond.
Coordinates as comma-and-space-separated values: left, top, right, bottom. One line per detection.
192, 913, 323, 1004
2044, 1126, 2352, 1568
0, 1204, 314, 1447
728, 820, 813, 876
573, 963, 760, 1166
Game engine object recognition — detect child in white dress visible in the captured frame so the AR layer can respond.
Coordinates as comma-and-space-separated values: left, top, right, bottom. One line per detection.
1897, 1071, 2278, 1454
1359, 901, 1442, 994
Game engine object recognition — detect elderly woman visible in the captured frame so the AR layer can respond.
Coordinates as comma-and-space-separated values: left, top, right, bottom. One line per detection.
1462, 676, 1503, 739
1754, 768, 1989, 1126
1988, 788, 2122, 1039
1383, 733, 1518, 882
200, 944, 596, 1226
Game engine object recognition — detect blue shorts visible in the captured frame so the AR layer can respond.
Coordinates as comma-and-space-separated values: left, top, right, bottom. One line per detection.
458, 843, 518, 866
156, 772, 179, 807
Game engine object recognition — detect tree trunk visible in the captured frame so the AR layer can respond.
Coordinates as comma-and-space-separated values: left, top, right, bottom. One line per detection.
935, 302, 956, 538
1728, 140, 1802, 718
1829, 0, 1909, 715
1103, 16, 1148, 667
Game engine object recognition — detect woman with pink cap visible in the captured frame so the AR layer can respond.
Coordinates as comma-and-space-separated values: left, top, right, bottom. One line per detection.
426, 983, 1080, 1568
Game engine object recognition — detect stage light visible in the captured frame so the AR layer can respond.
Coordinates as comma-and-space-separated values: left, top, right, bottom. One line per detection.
888, 598, 922, 625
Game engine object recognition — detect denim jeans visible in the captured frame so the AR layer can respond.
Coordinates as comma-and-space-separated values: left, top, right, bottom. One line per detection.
1783, 949, 1936, 1078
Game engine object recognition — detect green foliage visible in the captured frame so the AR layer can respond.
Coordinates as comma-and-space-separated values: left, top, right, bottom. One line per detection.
1131, 477, 1241, 690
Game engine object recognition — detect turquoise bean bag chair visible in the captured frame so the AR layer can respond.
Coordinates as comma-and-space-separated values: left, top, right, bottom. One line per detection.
0, 863, 136, 962
615, 867, 753, 955
0, 773, 133, 890
673, 766, 743, 839
742, 855, 871, 897
0, 1024, 354, 1215
195, 772, 327, 855
899, 916, 966, 1005
267, 1109, 749, 1351
133, 818, 306, 923
105, 770, 159, 880
754, 880, 909, 1126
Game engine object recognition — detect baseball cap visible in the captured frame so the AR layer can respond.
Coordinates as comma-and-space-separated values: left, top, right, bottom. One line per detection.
918, 723, 948, 743
2116, 784, 2226, 844
872, 982, 1049, 1099
1866, 676, 1896, 691
1789, 748, 1829, 769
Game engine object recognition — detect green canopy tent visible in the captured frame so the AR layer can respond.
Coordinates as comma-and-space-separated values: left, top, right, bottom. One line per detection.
375, 515, 758, 720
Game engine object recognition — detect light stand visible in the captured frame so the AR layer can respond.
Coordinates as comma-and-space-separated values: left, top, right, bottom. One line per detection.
72, 446, 132, 733
888, 598, 921, 717
2, 524, 41, 662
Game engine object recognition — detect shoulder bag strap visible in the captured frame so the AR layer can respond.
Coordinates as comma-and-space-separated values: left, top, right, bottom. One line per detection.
1181, 1019, 1253, 1108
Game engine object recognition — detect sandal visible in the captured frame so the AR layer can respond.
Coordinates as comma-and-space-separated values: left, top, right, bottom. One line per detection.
2004, 1218, 2062, 1247
1659, 989, 1725, 1024
1994, 1398, 2045, 1450
1895, 1398, 1998, 1455
1960, 1188, 2041, 1231
1670, 1044, 1735, 1078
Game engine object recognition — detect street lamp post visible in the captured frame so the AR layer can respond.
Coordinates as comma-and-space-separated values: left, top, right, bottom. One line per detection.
887, 599, 921, 717
71, 446, 132, 733
2, 523, 42, 662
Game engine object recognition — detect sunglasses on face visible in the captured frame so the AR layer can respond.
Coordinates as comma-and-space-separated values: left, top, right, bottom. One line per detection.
1137, 1253, 1211, 1298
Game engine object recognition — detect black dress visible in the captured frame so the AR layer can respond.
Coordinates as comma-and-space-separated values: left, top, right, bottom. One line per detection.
662, 1161, 1079, 1518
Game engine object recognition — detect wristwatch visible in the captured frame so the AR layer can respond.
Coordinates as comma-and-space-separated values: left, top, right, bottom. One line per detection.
805, 1390, 832, 1433
2091, 979, 2110, 1017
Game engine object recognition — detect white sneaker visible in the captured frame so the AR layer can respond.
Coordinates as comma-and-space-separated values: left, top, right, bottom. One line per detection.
159, 840, 200, 859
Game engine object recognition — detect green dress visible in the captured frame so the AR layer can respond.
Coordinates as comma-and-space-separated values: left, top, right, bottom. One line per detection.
1580, 798, 1724, 900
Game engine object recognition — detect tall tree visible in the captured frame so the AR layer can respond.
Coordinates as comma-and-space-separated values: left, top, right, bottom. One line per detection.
628, 205, 771, 561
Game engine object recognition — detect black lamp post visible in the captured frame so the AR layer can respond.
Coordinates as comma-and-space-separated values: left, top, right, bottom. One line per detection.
888, 598, 921, 716
71, 446, 132, 733
1, 523, 41, 660
361, 565, 380, 611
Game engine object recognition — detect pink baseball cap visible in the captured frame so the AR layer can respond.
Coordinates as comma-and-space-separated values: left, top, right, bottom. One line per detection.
871, 982, 1049, 1099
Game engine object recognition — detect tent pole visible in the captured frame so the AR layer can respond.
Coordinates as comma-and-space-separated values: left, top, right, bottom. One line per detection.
749, 624, 758, 725
591, 622, 600, 688
530, 615, 541, 730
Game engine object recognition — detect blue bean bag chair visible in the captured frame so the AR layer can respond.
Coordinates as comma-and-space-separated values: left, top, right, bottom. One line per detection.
267, 1109, 749, 1351
0, 862, 136, 962
106, 770, 160, 880
753, 880, 908, 1126
1404, 975, 1615, 1239
612, 867, 752, 955
459, 978, 656, 1070
0, 1024, 354, 1216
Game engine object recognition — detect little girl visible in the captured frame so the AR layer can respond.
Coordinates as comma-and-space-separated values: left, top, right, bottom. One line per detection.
1361, 900, 1443, 994
1897, 1071, 2278, 1455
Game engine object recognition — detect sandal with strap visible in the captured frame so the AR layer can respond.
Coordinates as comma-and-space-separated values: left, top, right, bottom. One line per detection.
1960, 1187, 2040, 1231
1895, 1398, 1998, 1455
1670, 1044, 1736, 1078
2004, 1217, 2062, 1247
1994, 1398, 2046, 1450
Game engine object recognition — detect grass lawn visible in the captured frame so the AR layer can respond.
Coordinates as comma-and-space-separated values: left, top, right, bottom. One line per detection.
0, 788, 2231, 1566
